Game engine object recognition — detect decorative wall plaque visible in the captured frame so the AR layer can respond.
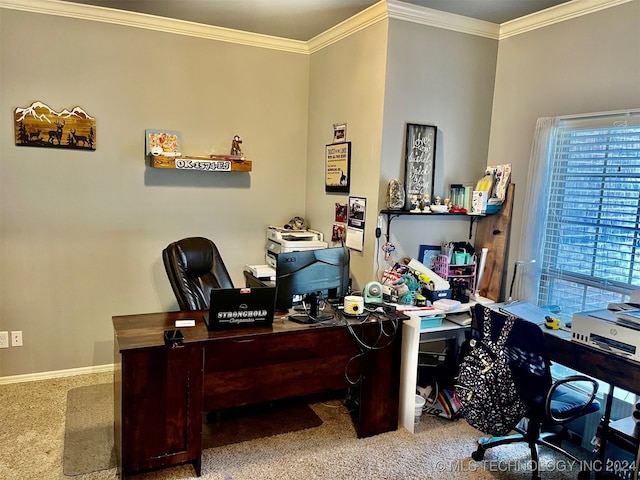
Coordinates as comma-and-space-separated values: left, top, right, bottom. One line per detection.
15, 101, 96, 150
404, 123, 436, 210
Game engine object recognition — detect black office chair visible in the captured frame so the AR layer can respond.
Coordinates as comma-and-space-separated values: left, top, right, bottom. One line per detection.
163, 237, 234, 310
466, 304, 600, 480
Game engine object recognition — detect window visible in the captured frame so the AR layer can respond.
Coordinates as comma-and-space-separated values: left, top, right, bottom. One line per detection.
537, 112, 640, 315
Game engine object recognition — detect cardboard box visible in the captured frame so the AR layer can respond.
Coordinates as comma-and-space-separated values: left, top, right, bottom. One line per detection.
472, 190, 488, 214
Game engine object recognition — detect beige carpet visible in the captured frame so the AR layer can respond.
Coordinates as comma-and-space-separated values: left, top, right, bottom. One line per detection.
0, 372, 594, 480
62, 383, 323, 475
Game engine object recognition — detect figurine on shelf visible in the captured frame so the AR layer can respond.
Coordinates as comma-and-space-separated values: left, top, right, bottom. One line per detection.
231, 135, 243, 156
421, 193, 431, 213
410, 195, 420, 212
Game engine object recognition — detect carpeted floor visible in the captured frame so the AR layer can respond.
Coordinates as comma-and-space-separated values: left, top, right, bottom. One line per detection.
0, 371, 596, 480
62, 383, 324, 475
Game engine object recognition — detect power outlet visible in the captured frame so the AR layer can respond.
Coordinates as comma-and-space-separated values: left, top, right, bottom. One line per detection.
11, 331, 23, 347
0, 331, 8, 349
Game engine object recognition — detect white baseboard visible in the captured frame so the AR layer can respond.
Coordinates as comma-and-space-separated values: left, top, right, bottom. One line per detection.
0, 363, 115, 385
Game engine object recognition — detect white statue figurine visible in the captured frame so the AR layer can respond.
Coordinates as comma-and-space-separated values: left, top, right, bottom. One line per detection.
410, 195, 420, 212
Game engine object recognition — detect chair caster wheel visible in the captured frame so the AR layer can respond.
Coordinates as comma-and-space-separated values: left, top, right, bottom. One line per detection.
471, 448, 485, 461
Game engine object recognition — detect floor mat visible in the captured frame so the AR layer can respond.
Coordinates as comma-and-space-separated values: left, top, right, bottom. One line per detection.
203, 398, 323, 448
63, 383, 115, 476
63, 383, 323, 475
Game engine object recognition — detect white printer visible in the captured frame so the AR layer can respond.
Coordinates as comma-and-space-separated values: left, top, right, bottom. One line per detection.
571, 308, 640, 362
265, 226, 327, 268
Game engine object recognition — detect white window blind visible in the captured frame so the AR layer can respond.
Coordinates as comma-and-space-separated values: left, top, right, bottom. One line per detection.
539, 111, 640, 314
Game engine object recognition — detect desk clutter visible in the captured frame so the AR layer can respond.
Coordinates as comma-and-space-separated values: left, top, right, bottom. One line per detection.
380, 240, 484, 308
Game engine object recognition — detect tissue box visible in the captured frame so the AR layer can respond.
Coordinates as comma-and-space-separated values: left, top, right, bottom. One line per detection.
424, 288, 452, 302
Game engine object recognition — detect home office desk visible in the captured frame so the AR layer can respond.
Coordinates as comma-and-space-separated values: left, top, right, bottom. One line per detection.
544, 329, 640, 479
112, 308, 402, 478
402, 307, 640, 477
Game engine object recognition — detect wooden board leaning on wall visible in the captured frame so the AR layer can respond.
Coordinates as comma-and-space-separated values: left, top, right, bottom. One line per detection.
474, 183, 515, 302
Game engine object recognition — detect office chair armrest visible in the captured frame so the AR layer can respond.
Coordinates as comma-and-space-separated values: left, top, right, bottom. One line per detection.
545, 375, 599, 425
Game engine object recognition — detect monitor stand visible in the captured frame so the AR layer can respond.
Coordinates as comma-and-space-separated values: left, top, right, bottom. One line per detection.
288, 313, 316, 324
288, 293, 325, 324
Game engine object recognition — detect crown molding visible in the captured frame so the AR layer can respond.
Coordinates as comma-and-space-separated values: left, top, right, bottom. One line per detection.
0, 0, 309, 54
499, 0, 635, 39
387, 0, 500, 40
0, 0, 632, 54
308, 0, 389, 53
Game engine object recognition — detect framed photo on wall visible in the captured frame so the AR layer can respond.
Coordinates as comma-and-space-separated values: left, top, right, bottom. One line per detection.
404, 124, 437, 210
333, 123, 346, 143
325, 141, 351, 193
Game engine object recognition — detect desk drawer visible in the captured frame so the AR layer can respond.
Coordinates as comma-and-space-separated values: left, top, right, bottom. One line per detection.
204, 329, 349, 371
202, 328, 357, 410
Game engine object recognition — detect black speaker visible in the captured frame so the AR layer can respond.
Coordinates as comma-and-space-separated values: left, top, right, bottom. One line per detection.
364, 281, 383, 304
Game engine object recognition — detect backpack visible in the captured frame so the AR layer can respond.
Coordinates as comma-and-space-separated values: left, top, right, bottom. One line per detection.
455, 308, 527, 436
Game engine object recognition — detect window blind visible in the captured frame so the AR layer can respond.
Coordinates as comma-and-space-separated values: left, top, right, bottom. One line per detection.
539, 111, 640, 313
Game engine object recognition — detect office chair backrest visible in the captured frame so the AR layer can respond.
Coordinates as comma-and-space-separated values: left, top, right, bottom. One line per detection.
163, 237, 234, 311
473, 304, 552, 409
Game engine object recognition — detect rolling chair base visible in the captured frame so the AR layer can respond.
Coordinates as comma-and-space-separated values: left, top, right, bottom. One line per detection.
472, 429, 591, 480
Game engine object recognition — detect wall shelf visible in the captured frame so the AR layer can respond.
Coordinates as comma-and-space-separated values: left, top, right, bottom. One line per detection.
149, 155, 252, 172
379, 209, 485, 240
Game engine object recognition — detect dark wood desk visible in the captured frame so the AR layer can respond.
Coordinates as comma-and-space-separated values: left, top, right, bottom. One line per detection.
544, 329, 640, 479
544, 329, 640, 397
113, 309, 402, 478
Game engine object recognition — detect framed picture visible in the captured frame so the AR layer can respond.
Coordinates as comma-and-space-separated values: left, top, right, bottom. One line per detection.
325, 141, 351, 193
145, 129, 181, 156
418, 244, 441, 269
335, 202, 347, 223
333, 123, 346, 143
404, 124, 437, 210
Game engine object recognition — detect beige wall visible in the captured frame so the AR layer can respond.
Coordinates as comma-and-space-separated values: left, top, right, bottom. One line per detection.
1, 1, 637, 377
488, 0, 640, 289
306, 20, 389, 292
378, 19, 498, 269
0, 10, 310, 375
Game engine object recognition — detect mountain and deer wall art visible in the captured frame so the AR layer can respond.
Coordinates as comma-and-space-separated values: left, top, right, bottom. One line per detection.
15, 101, 96, 150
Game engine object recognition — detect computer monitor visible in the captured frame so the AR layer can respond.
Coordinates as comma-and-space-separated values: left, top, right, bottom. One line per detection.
275, 246, 350, 316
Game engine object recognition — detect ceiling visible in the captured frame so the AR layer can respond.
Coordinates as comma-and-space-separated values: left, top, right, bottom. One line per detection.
63, 0, 572, 41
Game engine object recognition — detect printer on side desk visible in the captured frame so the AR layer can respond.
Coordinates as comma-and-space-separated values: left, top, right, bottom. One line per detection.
571, 308, 640, 362
265, 226, 327, 268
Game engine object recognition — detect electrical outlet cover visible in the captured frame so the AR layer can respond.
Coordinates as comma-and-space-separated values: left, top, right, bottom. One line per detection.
11, 331, 22, 347
0, 331, 8, 349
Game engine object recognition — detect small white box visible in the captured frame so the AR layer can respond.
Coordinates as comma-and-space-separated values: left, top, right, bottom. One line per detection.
472, 190, 488, 214
244, 264, 276, 279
